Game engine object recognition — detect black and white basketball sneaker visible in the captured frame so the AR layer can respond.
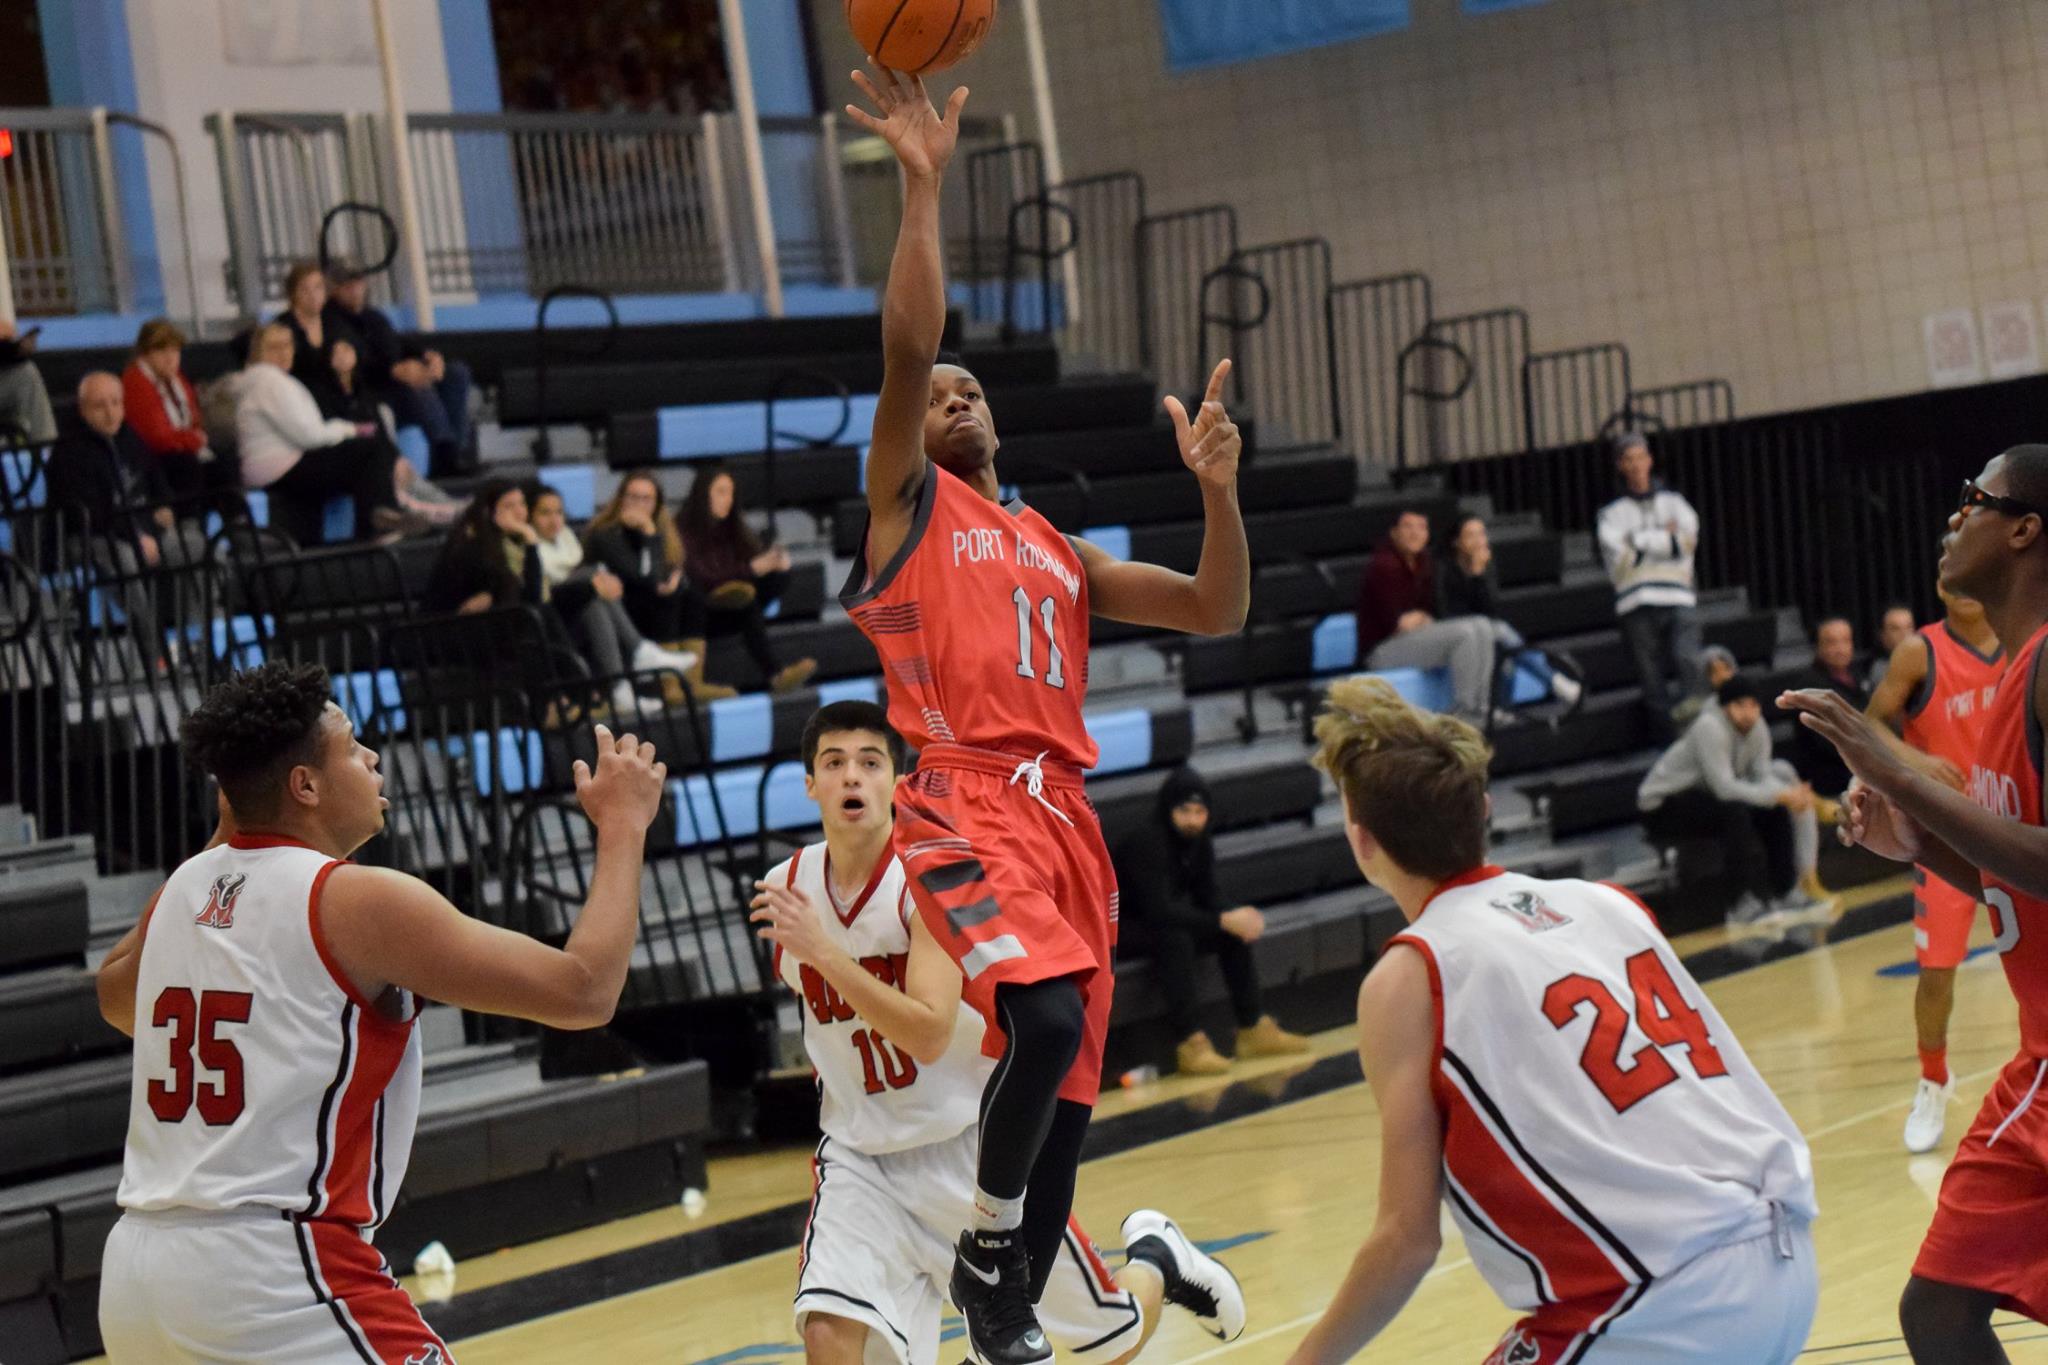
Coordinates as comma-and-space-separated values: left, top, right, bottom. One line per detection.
950, 1229, 1052, 1364
1120, 1209, 1247, 1341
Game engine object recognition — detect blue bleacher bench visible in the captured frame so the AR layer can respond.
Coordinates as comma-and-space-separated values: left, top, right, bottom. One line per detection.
657, 394, 882, 463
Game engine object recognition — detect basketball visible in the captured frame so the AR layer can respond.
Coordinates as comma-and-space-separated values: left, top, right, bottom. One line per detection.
846, 0, 998, 75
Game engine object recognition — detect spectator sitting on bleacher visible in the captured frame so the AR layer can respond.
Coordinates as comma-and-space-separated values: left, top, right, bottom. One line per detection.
1783, 616, 1867, 800
1354, 507, 1499, 725
325, 261, 474, 476
1437, 512, 1581, 708
1868, 602, 1916, 688
426, 480, 701, 716
45, 372, 207, 664
586, 470, 689, 636
1111, 765, 1309, 1077
678, 465, 817, 694
1636, 675, 1837, 927
229, 322, 414, 544
526, 479, 736, 701
276, 260, 356, 412
323, 336, 459, 527
122, 318, 236, 500
0, 315, 56, 445
1598, 431, 1705, 739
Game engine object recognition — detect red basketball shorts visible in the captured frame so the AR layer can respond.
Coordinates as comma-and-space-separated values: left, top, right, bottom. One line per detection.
1915, 1049, 2048, 1322
892, 745, 1118, 1106
1914, 865, 1980, 970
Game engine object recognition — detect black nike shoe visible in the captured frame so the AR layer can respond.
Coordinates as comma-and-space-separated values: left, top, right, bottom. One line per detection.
950, 1229, 1052, 1364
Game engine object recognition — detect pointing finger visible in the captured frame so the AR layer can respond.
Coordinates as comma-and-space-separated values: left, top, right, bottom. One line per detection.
1203, 359, 1233, 407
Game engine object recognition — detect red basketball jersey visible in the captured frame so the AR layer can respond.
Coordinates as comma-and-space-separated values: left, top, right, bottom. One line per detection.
842, 463, 1099, 769
1969, 621, 2048, 1056
1903, 621, 2006, 769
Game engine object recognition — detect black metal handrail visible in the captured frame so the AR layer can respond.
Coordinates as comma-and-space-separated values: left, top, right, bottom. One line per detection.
1000, 194, 1078, 344
1197, 261, 1270, 412
531, 285, 620, 462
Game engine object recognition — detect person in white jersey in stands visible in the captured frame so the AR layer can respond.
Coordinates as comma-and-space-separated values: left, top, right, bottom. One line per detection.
93, 660, 665, 1363
750, 700, 1244, 1365
1285, 676, 1817, 1365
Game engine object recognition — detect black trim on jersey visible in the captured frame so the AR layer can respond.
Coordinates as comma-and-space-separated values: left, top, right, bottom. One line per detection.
792, 1286, 912, 1350
946, 895, 1003, 933
1904, 634, 1936, 721
917, 858, 988, 895
370, 1096, 388, 1227
1442, 1049, 1652, 1283
1955, 622, 2006, 667
1443, 1174, 1550, 1306
290, 1212, 377, 1363
840, 468, 940, 609
1560, 1278, 1652, 1364
1061, 1226, 1143, 1352
304, 1002, 357, 1216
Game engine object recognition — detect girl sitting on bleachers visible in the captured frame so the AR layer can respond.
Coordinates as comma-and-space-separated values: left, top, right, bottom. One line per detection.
676, 465, 815, 694
425, 480, 698, 716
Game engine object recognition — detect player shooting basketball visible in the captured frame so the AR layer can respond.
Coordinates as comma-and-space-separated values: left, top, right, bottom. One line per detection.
841, 61, 1251, 1365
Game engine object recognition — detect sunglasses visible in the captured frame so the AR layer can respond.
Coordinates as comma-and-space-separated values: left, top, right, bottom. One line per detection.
1959, 479, 2047, 520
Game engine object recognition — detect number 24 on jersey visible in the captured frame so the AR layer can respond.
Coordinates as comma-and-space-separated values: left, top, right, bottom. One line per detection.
1543, 950, 1728, 1113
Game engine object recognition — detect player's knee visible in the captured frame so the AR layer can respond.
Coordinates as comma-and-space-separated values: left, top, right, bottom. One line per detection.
1899, 1275, 1989, 1348
998, 978, 1086, 1062
800, 1311, 869, 1364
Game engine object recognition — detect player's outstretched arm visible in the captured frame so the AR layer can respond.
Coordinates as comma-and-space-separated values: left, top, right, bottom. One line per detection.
847, 65, 969, 569
1285, 946, 1444, 1365
1073, 360, 1251, 637
320, 726, 666, 1029
1863, 635, 1967, 788
752, 884, 961, 1063
1785, 683, 2048, 897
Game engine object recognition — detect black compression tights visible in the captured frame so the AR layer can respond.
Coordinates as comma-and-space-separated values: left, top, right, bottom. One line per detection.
977, 979, 1090, 1296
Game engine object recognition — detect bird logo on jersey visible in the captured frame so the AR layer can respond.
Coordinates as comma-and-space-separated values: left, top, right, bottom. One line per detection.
1484, 1329, 1541, 1365
194, 873, 248, 930
1488, 889, 1571, 934
404, 1347, 446, 1365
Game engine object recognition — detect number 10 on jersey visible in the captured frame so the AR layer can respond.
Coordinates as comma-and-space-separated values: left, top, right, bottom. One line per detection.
1013, 588, 1066, 688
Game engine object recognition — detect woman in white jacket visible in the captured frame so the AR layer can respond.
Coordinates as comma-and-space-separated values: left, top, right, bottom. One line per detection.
231, 322, 403, 543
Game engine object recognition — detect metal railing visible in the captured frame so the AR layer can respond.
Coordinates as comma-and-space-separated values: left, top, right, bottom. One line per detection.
1137, 205, 1240, 407
1396, 306, 1532, 472
1329, 272, 1433, 467
1042, 172, 1146, 373
0, 109, 129, 317
1214, 238, 1334, 453
207, 111, 382, 314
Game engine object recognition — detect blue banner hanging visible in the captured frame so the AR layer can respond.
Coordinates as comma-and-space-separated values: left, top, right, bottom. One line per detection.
1159, 0, 1411, 72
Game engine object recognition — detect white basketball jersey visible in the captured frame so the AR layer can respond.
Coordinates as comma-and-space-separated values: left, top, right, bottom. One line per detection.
769, 842, 990, 1155
118, 835, 423, 1228
1392, 866, 1816, 1313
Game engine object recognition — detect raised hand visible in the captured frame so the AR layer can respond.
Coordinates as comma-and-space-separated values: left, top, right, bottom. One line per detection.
1165, 359, 1242, 493
1778, 688, 1915, 795
845, 64, 970, 180
574, 723, 667, 834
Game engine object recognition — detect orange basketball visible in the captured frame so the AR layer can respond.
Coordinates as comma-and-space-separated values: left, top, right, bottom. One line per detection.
846, 0, 998, 75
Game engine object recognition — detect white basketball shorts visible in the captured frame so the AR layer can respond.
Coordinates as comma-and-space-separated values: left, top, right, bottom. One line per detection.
795, 1125, 1143, 1365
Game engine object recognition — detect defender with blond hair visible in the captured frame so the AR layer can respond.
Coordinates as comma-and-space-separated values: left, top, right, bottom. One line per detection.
1286, 678, 1818, 1365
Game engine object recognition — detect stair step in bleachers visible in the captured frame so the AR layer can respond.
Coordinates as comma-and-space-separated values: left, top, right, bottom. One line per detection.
0, 967, 119, 1073
0, 883, 88, 973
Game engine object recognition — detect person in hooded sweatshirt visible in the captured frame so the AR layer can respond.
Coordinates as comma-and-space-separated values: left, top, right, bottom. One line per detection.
1597, 430, 1705, 739
1111, 766, 1311, 1076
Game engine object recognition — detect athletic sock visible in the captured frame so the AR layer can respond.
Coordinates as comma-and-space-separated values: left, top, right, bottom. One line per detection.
973, 1187, 1026, 1233
1919, 1045, 1949, 1086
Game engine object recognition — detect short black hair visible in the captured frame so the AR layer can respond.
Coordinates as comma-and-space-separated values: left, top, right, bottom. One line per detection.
935, 349, 967, 370
1393, 505, 1432, 525
1814, 614, 1852, 635
1998, 444, 2048, 513
800, 701, 906, 775
1717, 675, 1762, 707
180, 662, 335, 821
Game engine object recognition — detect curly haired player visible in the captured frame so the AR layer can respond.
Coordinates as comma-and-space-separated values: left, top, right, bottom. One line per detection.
94, 661, 665, 1363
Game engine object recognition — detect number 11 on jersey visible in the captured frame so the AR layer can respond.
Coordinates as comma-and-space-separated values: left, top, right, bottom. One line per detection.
1013, 587, 1065, 688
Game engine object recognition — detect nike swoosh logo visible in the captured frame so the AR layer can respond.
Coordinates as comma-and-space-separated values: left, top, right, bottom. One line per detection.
962, 1258, 1002, 1286
1024, 1333, 1047, 1350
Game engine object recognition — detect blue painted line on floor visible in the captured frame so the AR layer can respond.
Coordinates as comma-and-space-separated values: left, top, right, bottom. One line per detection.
1876, 943, 1999, 977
